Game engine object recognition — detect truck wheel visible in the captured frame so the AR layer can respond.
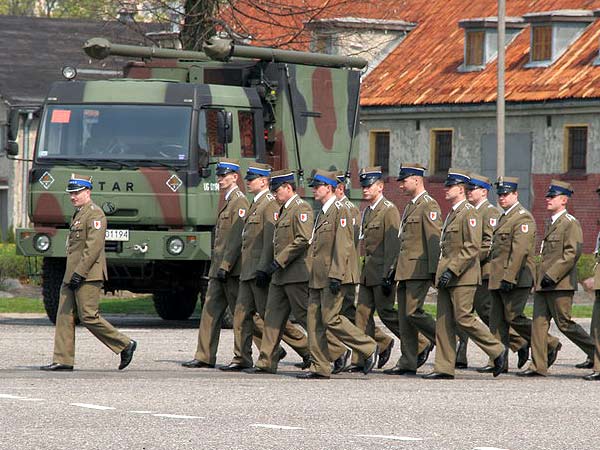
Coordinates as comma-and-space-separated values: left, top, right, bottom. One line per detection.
153, 289, 199, 320
42, 258, 65, 324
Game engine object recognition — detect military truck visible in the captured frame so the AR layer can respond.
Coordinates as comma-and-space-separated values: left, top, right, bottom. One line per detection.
8, 37, 365, 322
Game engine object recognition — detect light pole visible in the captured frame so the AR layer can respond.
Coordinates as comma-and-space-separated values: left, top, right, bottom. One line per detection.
497, 0, 506, 177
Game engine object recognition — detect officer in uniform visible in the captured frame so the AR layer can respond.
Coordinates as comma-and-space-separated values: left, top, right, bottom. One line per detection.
387, 163, 439, 375
300, 169, 378, 379
584, 184, 600, 380
223, 164, 308, 371
182, 159, 251, 368
519, 180, 594, 377
334, 170, 395, 371
458, 174, 529, 371
424, 169, 507, 380
41, 174, 136, 371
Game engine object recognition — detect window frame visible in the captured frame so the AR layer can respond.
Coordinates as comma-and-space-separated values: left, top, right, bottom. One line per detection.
563, 124, 588, 173
430, 128, 453, 176
531, 24, 552, 62
368, 130, 390, 177
465, 30, 485, 66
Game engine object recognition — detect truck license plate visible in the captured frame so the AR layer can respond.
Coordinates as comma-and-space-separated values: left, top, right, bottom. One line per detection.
105, 229, 129, 241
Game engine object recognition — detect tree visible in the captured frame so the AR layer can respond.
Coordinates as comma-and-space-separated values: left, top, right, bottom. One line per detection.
0, 0, 36, 15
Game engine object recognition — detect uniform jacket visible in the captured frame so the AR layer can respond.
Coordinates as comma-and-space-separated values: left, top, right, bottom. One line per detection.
64, 201, 108, 283
488, 202, 536, 289
594, 231, 600, 290
272, 195, 313, 285
239, 191, 278, 281
210, 186, 249, 278
361, 197, 400, 286
340, 195, 361, 283
395, 191, 442, 281
536, 211, 583, 292
477, 200, 501, 280
436, 200, 481, 287
308, 198, 358, 289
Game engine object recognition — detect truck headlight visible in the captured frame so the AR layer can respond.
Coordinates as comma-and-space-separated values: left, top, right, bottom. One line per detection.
166, 237, 184, 255
33, 234, 51, 252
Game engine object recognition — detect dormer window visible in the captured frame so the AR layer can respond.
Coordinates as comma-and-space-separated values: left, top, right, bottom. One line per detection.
523, 10, 595, 67
459, 17, 525, 72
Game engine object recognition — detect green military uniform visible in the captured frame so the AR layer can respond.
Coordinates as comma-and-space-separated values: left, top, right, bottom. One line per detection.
588, 225, 600, 379
526, 181, 594, 376
305, 170, 377, 378
52, 176, 132, 367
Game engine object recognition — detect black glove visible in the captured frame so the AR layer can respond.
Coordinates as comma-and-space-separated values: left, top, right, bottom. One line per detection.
68, 272, 85, 291
381, 278, 394, 296
437, 270, 454, 289
540, 274, 556, 289
266, 260, 281, 276
216, 268, 229, 282
255, 270, 270, 288
329, 278, 341, 295
500, 280, 515, 292
385, 267, 396, 283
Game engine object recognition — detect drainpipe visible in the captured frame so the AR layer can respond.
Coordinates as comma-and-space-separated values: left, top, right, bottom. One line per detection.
21, 111, 33, 228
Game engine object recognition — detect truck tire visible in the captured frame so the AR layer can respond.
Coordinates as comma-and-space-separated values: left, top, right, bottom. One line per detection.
153, 289, 199, 320
42, 258, 65, 324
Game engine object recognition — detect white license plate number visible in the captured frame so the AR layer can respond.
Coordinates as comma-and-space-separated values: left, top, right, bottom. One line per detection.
105, 229, 129, 241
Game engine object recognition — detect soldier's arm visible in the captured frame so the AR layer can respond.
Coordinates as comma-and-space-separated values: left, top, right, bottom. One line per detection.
383, 206, 401, 278
275, 204, 312, 268
74, 212, 106, 278
329, 208, 352, 281
258, 200, 277, 272
423, 203, 442, 274
503, 217, 535, 283
447, 209, 481, 276
220, 195, 248, 272
480, 207, 499, 262
545, 219, 583, 282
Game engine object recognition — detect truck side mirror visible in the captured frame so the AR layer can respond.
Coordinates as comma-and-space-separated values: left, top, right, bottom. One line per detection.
7, 109, 20, 141
5, 140, 19, 156
216, 110, 233, 144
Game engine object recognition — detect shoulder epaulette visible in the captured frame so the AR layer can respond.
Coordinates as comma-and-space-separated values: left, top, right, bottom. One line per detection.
518, 209, 526, 215
383, 200, 393, 208
487, 204, 495, 209
465, 203, 474, 209
266, 193, 275, 201
235, 190, 245, 198
344, 199, 355, 208
334, 200, 343, 209
566, 213, 577, 222
423, 194, 433, 202
295, 197, 304, 206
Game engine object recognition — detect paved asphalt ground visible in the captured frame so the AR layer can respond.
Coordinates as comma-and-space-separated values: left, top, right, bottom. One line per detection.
1, 314, 598, 450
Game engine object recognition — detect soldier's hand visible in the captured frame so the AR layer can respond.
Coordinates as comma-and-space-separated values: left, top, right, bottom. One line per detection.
437, 270, 454, 288
385, 267, 396, 283
500, 280, 515, 292
255, 270, 270, 288
68, 272, 85, 291
266, 260, 281, 276
381, 278, 394, 296
540, 274, 556, 289
329, 278, 342, 295
216, 268, 229, 282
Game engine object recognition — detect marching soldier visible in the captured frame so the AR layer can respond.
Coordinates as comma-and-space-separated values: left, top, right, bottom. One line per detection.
300, 169, 378, 379
519, 180, 594, 377
41, 174, 136, 371
424, 169, 507, 380
387, 163, 439, 375
483, 176, 561, 373
222, 164, 308, 371
458, 174, 529, 371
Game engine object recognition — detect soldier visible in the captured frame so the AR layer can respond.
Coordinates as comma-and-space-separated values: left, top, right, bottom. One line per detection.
41, 174, 136, 371
182, 159, 250, 369
300, 169, 378, 379
519, 180, 594, 377
423, 169, 507, 380
457, 174, 529, 371
334, 171, 395, 371
386, 163, 439, 375
222, 164, 308, 371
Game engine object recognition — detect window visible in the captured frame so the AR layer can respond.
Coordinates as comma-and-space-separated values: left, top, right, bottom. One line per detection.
566, 126, 587, 171
465, 31, 484, 66
432, 130, 452, 175
370, 131, 390, 175
313, 33, 336, 55
199, 109, 225, 157
532, 25, 552, 61
238, 111, 256, 158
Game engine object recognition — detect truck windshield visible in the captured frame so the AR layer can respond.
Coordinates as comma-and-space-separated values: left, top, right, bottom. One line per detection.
36, 105, 192, 163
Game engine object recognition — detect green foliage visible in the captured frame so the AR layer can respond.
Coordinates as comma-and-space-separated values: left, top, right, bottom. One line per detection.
0, 244, 40, 286
577, 254, 596, 282
0, 0, 36, 16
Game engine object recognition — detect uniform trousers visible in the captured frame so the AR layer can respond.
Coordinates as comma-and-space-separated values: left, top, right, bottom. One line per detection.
234, 280, 308, 367
592, 291, 600, 372
307, 286, 377, 377
53, 282, 130, 366
528, 290, 594, 375
434, 285, 504, 376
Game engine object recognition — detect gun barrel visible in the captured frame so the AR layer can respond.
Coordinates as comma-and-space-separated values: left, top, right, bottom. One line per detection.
83, 38, 209, 61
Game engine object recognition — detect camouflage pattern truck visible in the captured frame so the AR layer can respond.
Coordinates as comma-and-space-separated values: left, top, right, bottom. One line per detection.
10, 37, 365, 322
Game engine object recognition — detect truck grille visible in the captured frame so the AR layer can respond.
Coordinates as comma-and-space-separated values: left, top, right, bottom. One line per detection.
105, 241, 123, 253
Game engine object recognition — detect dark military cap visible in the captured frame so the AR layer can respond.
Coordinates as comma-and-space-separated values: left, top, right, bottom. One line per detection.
495, 176, 519, 194
308, 169, 338, 188
545, 179, 573, 198
335, 170, 347, 184
359, 166, 383, 187
270, 169, 295, 191
245, 162, 272, 181
444, 168, 470, 186
215, 158, 241, 176
66, 173, 93, 192
397, 162, 426, 180
467, 172, 492, 191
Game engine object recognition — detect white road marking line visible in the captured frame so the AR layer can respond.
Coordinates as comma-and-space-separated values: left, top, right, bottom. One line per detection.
473, 447, 510, 450
356, 434, 423, 441
152, 414, 203, 419
70, 403, 116, 411
119, 329, 152, 333
129, 410, 155, 414
250, 424, 305, 430
0, 394, 28, 399
18, 398, 45, 402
